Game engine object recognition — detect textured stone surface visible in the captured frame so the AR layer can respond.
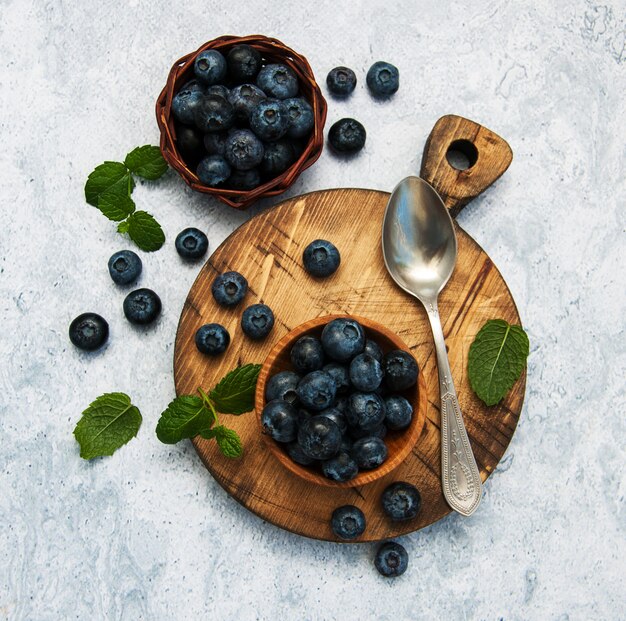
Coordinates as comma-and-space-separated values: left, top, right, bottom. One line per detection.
1, 0, 625, 619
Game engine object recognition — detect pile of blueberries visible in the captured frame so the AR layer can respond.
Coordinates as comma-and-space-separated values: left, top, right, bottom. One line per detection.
171, 45, 314, 190
261, 316, 419, 483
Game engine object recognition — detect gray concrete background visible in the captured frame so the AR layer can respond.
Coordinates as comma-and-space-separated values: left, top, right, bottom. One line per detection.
1, 0, 625, 619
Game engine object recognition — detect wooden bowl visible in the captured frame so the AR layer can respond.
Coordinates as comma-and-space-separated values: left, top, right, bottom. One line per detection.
255, 314, 428, 488
155, 35, 327, 210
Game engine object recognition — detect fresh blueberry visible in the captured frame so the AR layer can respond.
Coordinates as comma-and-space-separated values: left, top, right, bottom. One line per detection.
283, 97, 314, 138
69, 312, 109, 351
364, 339, 383, 363
228, 84, 266, 123
323, 452, 359, 483
297, 415, 342, 459
381, 482, 421, 520
265, 370, 300, 404
321, 317, 365, 362
326, 66, 357, 97
384, 396, 413, 431
203, 131, 228, 156
249, 99, 290, 141
256, 63, 298, 99
206, 84, 230, 100
176, 124, 205, 163
366, 61, 399, 98
349, 353, 384, 392
382, 350, 418, 391
180, 79, 204, 93
296, 370, 337, 411
195, 323, 230, 355
175, 227, 208, 260
107, 250, 142, 285
302, 239, 341, 278
194, 50, 227, 85
241, 303, 275, 340
224, 129, 264, 171
346, 392, 386, 431
351, 436, 388, 469
349, 423, 387, 440
290, 335, 325, 373
123, 288, 161, 325
287, 441, 316, 466
261, 399, 298, 443
318, 407, 347, 434
331, 505, 366, 539
227, 44, 262, 83
227, 168, 261, 190
375, 541, 408, 577
196, 155, 231, 187
260, 139, 294, 177
211, 271, 248, 307
323, 363, 350, 394
194, 95, 235, 133
172, 86, 204, 125
328, 118, 366, 153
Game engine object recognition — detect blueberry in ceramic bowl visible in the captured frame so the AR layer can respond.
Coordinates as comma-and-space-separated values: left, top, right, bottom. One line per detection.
194, 50, 228, 85
256, 63, 299, 99
224, 129, 264, 171
228, 84, 266, 123
196, 155, 231, 187
194, 94, 235, 133
249, 99, 290, 141
227, 44, 262, 83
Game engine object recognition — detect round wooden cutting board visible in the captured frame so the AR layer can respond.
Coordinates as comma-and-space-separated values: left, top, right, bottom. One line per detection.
173, 115, 525, 542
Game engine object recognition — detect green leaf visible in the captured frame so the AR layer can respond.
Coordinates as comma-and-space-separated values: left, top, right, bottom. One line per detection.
124, 145, 168, 180
155, 395, 213, 444
85, 161, 134, 207
126, 211, 165, 251
117, 220, 130, 234
201, 425, 243, 458
468, 319, 529, 406
73, 393, 142, 459
97, 190, 136, 221
209, 364, 262, 415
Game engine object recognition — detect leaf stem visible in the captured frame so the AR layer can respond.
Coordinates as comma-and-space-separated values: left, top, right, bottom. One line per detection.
198, 387, 218, 425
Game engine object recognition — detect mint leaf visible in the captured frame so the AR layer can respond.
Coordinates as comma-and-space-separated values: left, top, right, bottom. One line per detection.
85, 161, 134, 207
73, 392, 142, 459
156, 395, 213, 444
202, 425, 243, 458
124, 145, 168, 180
97, 190, 136, 221
126, 211, 165, 251
209, 364, 262, 415
468, 319, 529, 406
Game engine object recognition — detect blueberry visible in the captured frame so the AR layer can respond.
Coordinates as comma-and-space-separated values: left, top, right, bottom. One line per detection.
227, 44, 262, 83
290, 335, 325, 373
296, 370, 337, 411
297, 415, 342, 460
195, 323, 230, 355
303, 239, 341, 278
180, 79, 204, 93
69, 312, 109, 351
323, 452, 359, 483
349, 353, 384, 392
194, 95, 235, 133
351, 437, 388, 469
318, 407, 347, 434
172, 86, 204, 125
375, 542, 408, 577
349, 423, 387, 440
107, 250, 142, 285
287, 441, 316, 466
224, 129, 264, 171
260, 139, 294, 177
328, 118, 366, 153
211, 271, 248, 307
196, 155, 231, 187
283, 97, 314, 138
228, 84, 266, 123
326, 66, 357, 97
227, 168, 261, 190
321, 318, 365, 362
203, 131, 228, 156
323, 363, 350, 394
123, 288, 161, 325
256, 63, 298, 99
194, 50, 227, 85
382, 350, 419, 391
176, 124, 205, 163
366, 61, 399, 98
249, 99, 290, 141
206, 84, 230, 100
346, 392, 386, 431
261, 399, 298, 443
331, 505, 366, 539
364, 339, 383, 363
175, 227, 208, 260
265, 370, 300, 404
241, 303, 275, 340
381, 482, 421, 520
384, 396, 413, 431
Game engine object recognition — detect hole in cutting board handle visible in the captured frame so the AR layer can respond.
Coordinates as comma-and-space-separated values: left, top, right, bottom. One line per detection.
445, 139, 478, 171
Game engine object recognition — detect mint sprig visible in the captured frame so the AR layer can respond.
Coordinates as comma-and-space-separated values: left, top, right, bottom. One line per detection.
125, 145, 169, 180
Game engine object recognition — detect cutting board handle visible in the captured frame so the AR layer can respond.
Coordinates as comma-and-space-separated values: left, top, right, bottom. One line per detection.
420, 114, 513, 218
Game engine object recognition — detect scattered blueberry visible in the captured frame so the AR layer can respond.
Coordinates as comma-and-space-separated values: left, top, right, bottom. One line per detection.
318, 407, 347, 434
366, 61, 399, 98
256, 63, 299, 99
384, 396, 413, 431
227, 168, 261, 190
349, 353, 384, 392
323, 363, 351, 394
382, 350, 418, 391
381, 482, 421, 520
265, 370, 300, 404
176, 124, 205, 163
224, 129, 264, 171
203, 131, 228, 156
227, 44, 262, 83
196, 155, 231, 187
297, 415, 342, 460
175, 228, 208, 260
284, 97, 314, 138
302, 239, 341, 278
172, 86, 204, 125
351, 436, 388, 469
323, 452, 359, 483
211, 271, 248, 307
260, 139, 294, 176
364, 339, 383, 363
107, 250, 142, 285
228, 83, 266, 123
261, 399, 299, 443
194, 50, 227, 86
249, 99, 290, 141
326, 66, 357, 97
194, 95, 235, 133
290, 335, 325, 373
331, 505, 366, 539
296, 370, 337, 411
69, 312, 109, 351
321, 317, 365, 362
195, 323, 230, 356
287, 441, 316, 466
206, 84, 230, 100
241, 303, 275, 340
123, 288, 162, 325
328, 118, 366, 153
346, 392, 386, 431
375, 541, 408, 577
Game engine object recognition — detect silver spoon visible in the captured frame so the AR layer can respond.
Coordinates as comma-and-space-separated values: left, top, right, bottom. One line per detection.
382, 176, 482, 516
